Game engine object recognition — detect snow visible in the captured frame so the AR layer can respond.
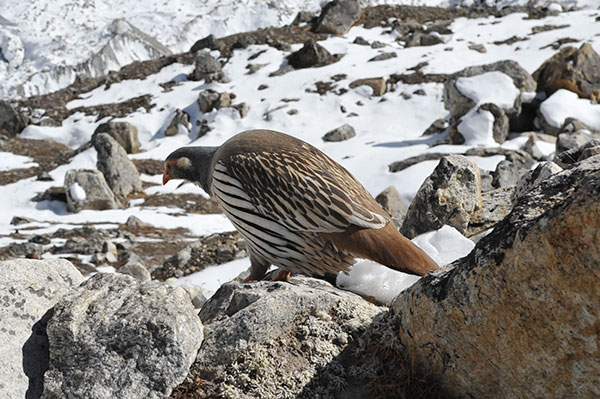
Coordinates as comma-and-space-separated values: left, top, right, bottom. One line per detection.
68, 182, 86, 203
539, 89, 600, 131
0, 152, 37, 171
456, 71, 520, 110
458, 108, 497, 146
172, 257, 250, 294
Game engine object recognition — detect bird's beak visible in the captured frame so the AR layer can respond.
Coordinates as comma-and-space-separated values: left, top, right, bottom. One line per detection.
162, 160, 176, 185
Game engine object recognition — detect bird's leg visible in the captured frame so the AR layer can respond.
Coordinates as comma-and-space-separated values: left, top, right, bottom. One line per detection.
242, 252, 271, 283
271, 269, 291, 282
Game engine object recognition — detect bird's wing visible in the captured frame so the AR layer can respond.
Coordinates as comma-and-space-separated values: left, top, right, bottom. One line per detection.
213, 149, 389, 233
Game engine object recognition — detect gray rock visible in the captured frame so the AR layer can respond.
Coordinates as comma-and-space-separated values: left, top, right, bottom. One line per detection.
375, 186, 407, 227
406, 32, 444, 47
232, 102, 249, 118
353, 36, 369, 45
165, 109, 191, 136
268, 64, 294, 77
190, 276, 382, 397
513, 161, 562, 203
313, 0, 361, 35
125, 215, 151, 227
189, 34, 221, 53
119, 262, 151, 281
291, 10, 317, 26
389, 155, 600, 398
467, 185, 516, 237
480, 102, 510, 144
491, 159, 527, 188
555, 131, 594, 164
0, 259, 83, 399
64, 169, 120, 212
93, 133, 142, 198
368, 52, 397, 62
0, 100, 28, 137
349, 77, 386, 96
468, 43, 487, 53
401, 155, 481, 238
323, 124, 356, 142
287, 40, 338, 69
42, 273, 203, 399
197, 89, 232, 113
4, 241, 43, 258
93, 121, 140, 154
188, 51, 226, 83
443, 60, 536, 122
555, 138, 600, 168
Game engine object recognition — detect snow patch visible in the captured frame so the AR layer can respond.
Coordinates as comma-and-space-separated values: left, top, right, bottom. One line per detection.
69, 182, 86, 203
539, 89, 600, 131
456, 71, 520, 110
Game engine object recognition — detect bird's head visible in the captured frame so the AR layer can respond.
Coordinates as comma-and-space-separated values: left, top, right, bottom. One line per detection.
163, 146, 218, 192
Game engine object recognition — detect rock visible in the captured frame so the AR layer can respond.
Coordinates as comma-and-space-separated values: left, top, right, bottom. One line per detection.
64, 169, 120, 212
323, 123, 356, 142
183, 276, 382, 398
0, 259, 83, 399
287, 40, 338, 69
119, 262, 151, 281
291, 11, 317, 26
189, 34, 221, 53
370, 40, 385, 49
353, 36, 369, 46
36, 171, 53, 181
349, 77, 386, 96
422, 118, 449, 135
4, 241, 43, 259
42, 273, 203, 399
513, 161, 562, 203
479, 102, 510, 144
491, 159, 527, 188
125, 215, 151, 227
400, 155, 481, 238
555, 131, 594, 161
443, 60, 536, 122
93, 133, 143, 198
468, 43, 487, 53
313, 0, 362, 35
559, 117, 600, 135
232, 102, 249, 118
10, 215, 32, 225
467, 186, 516, 236
188, 51, 227, 83
164, 109, 191, 136
93, 121, 140, 154
533, 43, 600, 102
375, 186, 407, 227
268, 64, 294, 77
0, 100, 28, 137
555, 138, 600, 167
406, 31, 444, 47
389, 155, 600, 398
197, 89, 231, 113
368, 52, 397, 62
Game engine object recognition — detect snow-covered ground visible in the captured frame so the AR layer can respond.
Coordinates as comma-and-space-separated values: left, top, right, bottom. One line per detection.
2, 1, 600, 303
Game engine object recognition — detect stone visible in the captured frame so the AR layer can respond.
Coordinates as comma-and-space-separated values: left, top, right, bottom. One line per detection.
232, 102, 249, 118
468, 43, 487, 53
491, 159, 527, 188
467, 185, 516, 237
93, 133, 143, 198
197, 89, 231, 113
513, 161, 562, 203
189, 34, 221, 53
443, 60, 536, 122
322, 123, 356, 142
313, 0, 362, 35
93, 121, 140, 154
232, 35, 256, 49
188, 51, 227, 83
291, 11, 317, 26
125, 215, 151, 227
353, 36, 369, 45
422, 118, 449, 135
555, 131, 594, 161
390, 155, 600, 398
64, 169, 120, 212
349, 77, 386, 96
164, 109, 191, 136
42, 273, 203, 399
4, 242, 43, 259
533, 43, 600, 101
287, 40, 338, 69
182, 276, 382, 398
0, 100, 28, 137
555, 138, 600, 167
400, 155, 481, 238
375, 186, 407, 227
406, 32, 444, 47
0, 259, 83, 399
36, 171, 53, 181
119, 262, 151, 281
479, 102, 510, 144
370, 40, 385, 49
368, 52, 397, 62
268, 64, 294, 77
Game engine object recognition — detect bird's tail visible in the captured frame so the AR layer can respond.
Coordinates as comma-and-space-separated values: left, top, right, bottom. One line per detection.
323, 223, 439, 276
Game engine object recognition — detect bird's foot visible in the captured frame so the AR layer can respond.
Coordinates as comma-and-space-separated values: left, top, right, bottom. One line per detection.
271, 270, 291, 282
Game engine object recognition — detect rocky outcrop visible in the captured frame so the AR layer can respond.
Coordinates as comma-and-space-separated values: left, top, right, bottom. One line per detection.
0, 100, 28, 137
313, 0, 362, 35
322, 123, 356, 142
401, 155, 481, 238
42, 273, 203, 399
533, 42, 600, 102
93, 133, 142, 198
93, 121, 140, 153
0, 259, 83, 399
176, 276, 383, 398
188, 51, 227, 83
64, 169, 120, 212
390, 155, 600, 398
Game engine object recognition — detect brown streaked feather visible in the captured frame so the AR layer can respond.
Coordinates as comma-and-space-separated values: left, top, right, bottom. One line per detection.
323, 222, 438, 276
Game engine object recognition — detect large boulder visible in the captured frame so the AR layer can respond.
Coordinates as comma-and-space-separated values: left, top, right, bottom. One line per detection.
313, 0, 362, 35
93, 133, 142, 198
287, 40, 339, 69
93, 121, 140, 154
188, 51, 227, 83
401, 155, 482, 238
0, 100, 28, 137
533, 42, 600, 102
0, 259, 83, 399
42, 273, 203, 399
390, 155, 600, 398
177, 276, 383, 398
64, 169, 120, 212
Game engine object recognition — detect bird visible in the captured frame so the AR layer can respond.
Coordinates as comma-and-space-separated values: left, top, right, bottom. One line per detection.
163, 129, 438, 281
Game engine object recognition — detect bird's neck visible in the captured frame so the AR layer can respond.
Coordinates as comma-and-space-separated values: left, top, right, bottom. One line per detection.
195, 147, 218, 193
